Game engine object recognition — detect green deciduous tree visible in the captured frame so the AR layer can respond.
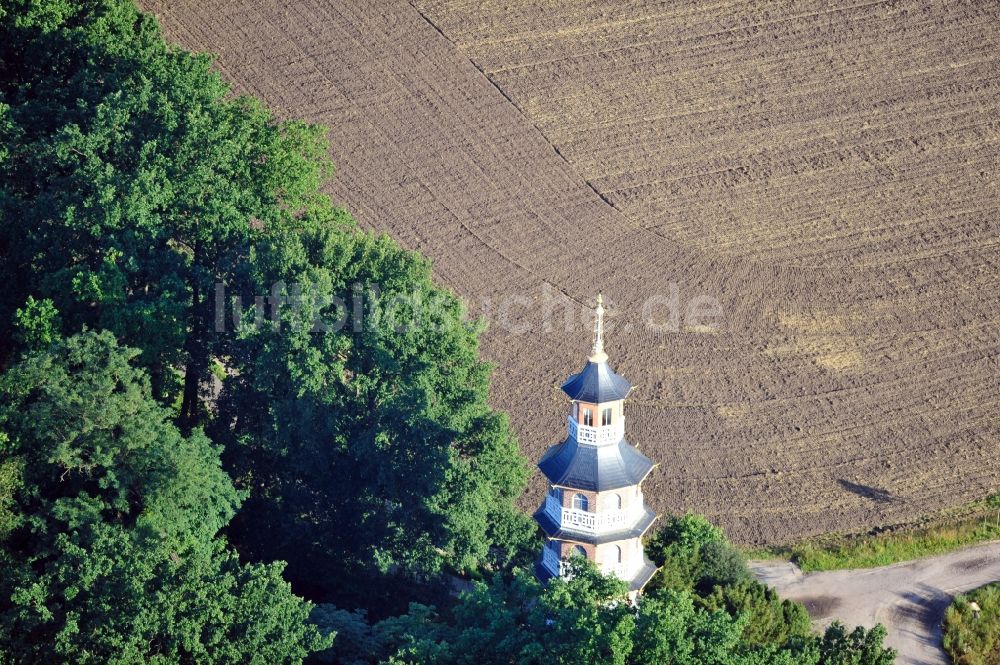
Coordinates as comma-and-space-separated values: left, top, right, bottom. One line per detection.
12, 296, 61, 350
367, 557, 893, 665
640, 517, 895, 664
375, 561, 635, 665
632, 588, 745, 665
646, 514, 750, 594
0, 332, 328, 663
816, 622, 896, 665
535, 558, 636, 664
311, 605, 383, 665
0, 0, 333, 414
699, 579, 811, 647
0, 0, 536, 612
217, 225, 537, 607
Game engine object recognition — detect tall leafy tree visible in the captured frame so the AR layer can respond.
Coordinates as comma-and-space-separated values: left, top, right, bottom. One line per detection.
0, 0, 536, 610
373, 561, 636, 664
0, 0, 332, 414
699, 579, 811, 648
816, 623, 895, 665
646, 514, 752, 594
0, 331, 328, 663
217, 226, 536, 608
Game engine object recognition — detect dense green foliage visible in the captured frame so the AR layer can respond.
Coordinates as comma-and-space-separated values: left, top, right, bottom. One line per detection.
651, 516, 814, 650
646, 514, 753, 594
944, 582, 1000, 665
305, 520, 894, 664
0, 0, 536, 617
700, 579, 811, 647
309, 556, 894, 665
316, 561, 761, 665
0, 332, 328, 663
640, 515, 894, 665
1, 0, 325, 409
814, 623, 894, 665
216, 228, 536, 607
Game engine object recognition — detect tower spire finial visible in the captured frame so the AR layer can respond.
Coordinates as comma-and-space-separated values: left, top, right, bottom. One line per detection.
590, 293, 608, 363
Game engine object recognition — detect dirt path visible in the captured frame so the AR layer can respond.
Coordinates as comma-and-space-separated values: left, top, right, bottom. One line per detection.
752, 541, 1000, 664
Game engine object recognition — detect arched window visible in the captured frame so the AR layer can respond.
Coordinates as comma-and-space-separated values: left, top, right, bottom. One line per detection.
605, 493, 622, 510
572, 493, 589, 511
582, 408, 593, 426
573, 545, 588, 559
612, 545, 622, 563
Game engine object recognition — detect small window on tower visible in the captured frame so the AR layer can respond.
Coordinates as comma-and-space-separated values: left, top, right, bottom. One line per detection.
601, 407, 612, 426
572, 493, 589, 511
582, 408, 593, 426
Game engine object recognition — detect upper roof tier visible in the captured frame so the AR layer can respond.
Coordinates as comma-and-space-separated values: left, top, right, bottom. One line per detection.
560, 293, 632, 402
561, 360, 632, 403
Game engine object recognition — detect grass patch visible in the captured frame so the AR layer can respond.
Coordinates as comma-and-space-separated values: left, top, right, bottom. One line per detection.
747, 493, 1000, 571
944, 582, 1000, 665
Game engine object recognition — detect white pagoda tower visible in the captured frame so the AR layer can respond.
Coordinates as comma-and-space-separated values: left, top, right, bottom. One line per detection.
535, 295, 658, 594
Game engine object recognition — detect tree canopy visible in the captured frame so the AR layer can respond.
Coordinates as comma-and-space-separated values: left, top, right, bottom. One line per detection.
0, 331, 329, 663
0, 0, 536, 614
322, 557, 894, 665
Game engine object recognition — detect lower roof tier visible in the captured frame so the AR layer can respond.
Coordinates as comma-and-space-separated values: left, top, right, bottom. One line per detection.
538, 436, 654, 491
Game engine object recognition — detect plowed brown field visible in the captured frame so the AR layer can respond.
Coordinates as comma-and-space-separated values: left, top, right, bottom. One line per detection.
142, 0, 1000, 544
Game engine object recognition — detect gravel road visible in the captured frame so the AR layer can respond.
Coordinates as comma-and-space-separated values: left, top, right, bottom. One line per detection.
751, 541, 1000, 664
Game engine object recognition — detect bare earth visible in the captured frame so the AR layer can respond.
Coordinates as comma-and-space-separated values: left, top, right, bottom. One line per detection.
142, 0, 1000, 545
752, 541, 1000, 664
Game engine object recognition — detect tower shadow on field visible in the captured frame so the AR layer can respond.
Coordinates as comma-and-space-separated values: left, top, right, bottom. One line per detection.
837, 479, 897, 504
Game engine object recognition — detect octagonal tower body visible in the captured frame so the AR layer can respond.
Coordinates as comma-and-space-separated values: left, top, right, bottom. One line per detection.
534, 296, 658, 593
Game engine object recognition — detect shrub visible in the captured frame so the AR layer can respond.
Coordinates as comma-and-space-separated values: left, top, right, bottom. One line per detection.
700, 579, 811, 647
645, 514, 750, 594
944, 583, 1000, 665
697, 539, 753, 593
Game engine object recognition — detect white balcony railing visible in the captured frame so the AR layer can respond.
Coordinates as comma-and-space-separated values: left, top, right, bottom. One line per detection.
600, 561, 639, 580
602, 562, 625, 578
544, 494, 645, 535
567, 416, 625, 446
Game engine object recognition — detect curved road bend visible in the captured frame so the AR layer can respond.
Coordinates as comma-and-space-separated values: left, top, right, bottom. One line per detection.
751, 541, 1000, 664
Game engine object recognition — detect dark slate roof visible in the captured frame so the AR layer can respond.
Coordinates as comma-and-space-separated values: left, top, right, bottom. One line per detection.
534, 558, 556, 585
561, 360, 632, 403
533, 505, 658, 545
538, 436, 654, 491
